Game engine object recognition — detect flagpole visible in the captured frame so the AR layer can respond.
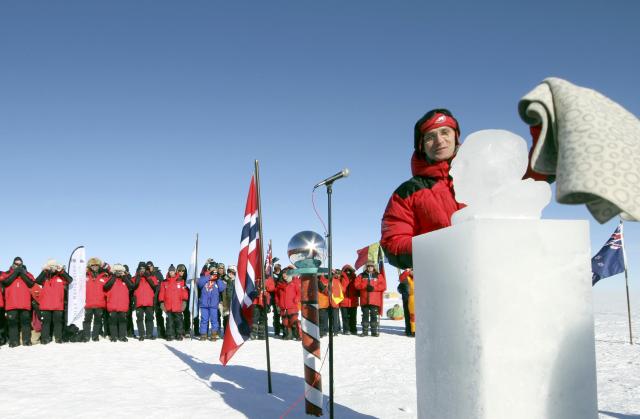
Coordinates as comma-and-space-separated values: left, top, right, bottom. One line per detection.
255, 159, 273, 393
620, 220, 634, 345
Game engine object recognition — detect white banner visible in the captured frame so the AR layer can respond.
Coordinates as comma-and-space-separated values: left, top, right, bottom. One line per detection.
188, 241, 198, 315
67, 246, 87, 327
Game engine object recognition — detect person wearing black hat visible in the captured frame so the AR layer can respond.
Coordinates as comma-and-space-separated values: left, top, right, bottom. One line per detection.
268, 263, 283, 338
123, 264, 136, 338
218, 263, 234, 334
103, 264, 134, 342
146, 261, 166, 339
83, 257, 109, 342
159, 264, 188, 341
176, 264, 190, 339
354, 260, 387, 337
0, 257, 36, 347
132, 262, 158, 340
381, 109, 465, 270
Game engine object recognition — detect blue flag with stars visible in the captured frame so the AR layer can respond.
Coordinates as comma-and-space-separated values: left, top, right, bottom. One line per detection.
592, 222, 625, 286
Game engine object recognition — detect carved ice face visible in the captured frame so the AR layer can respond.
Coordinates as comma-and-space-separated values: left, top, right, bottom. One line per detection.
450, 129, 528, 205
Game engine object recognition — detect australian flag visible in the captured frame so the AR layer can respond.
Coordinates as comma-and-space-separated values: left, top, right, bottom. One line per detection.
592, 222, 626, 286
220, 175, 260, 365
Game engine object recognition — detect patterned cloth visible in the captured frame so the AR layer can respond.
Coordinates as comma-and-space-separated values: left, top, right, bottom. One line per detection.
518, 77, 640, 223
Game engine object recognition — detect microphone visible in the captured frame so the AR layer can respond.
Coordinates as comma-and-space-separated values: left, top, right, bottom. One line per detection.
313, 168, 350, 189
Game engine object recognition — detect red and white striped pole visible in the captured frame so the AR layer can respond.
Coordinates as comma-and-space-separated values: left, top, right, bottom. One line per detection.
300, 273, 323, 416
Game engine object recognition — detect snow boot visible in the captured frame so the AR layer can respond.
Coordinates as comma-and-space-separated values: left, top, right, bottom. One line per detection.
211, 332, 218, 342
371, 322, 379, 337
250, 325, 260, 340
360, 322, 369, 337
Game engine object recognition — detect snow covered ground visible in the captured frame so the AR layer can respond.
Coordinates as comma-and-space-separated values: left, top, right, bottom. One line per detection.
1, 293, 638, 418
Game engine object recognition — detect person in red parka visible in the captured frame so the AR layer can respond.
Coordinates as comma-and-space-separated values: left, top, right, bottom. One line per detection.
83, 257, 109, 342
132, 261, 158, 341
381, 109, 464, 269
278, 268, 301, 340
104, 263, 133, 342
36, 259, 73, 344
354, 260, 387, 337
0, 257, 36, 347
251, 265, 270, 341
339, 264, 359, 335
159, 264, 188, 341
0, 272, 5, 346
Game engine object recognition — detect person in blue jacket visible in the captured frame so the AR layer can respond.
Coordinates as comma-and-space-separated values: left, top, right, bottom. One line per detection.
197, 270, 226, 341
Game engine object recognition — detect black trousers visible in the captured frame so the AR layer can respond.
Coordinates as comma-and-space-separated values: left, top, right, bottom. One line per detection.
0, 308, 7, 344
6, 309, 31, 345
319, 308, 340, 336
402, 296, 411, 335
361, 305, 379, 329
154, 305, 166, 338
108, 311, 128, 340
127, 308, 135, 337
251, 305, 267, 338
165, 312, 184, 338
102, 310, 110, 337
340, 307, 358, 334
135, 306, 155, 338
223, 314, 229, 334
41, 310, 64, 343
183, 304, 191, 335
83, 308, 104, 340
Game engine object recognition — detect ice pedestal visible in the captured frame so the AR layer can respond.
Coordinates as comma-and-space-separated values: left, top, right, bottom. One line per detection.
413, 219, 598, 419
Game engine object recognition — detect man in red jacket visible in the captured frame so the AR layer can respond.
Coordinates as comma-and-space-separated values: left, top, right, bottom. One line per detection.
0, 272, 5, 346
83, 257, 109, 342
354, 260, 387, 337
36, 259, 73, 344
278, 268, 301, 341
381, 109, 465, 269
104, 263, 134, 342
1, 257, 36, 347
132, 261, 158, 341
339, 264, 359, 335
159, 264, 189, 341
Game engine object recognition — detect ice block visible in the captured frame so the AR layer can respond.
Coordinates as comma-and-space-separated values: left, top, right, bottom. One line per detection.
413, 218, 597, 419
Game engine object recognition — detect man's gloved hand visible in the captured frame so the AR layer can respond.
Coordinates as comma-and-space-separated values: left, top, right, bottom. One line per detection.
160, 303, 166, 313
366, 284, 374, 292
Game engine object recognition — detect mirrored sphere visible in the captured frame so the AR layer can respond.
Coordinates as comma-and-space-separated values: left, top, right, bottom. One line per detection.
288, 231, 326, 266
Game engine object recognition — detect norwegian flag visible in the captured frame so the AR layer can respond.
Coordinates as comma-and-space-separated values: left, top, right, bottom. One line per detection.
592, 222, 626, 286
265, 240, 273, 278
220, 176, 261, 365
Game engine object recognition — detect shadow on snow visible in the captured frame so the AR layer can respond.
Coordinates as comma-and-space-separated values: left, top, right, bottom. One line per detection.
599, 411, 640, 419
164, 344, 376, 419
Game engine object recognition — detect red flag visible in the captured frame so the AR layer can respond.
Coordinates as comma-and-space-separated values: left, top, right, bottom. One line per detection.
355, 246, 370, 270
220, 175, 260, 365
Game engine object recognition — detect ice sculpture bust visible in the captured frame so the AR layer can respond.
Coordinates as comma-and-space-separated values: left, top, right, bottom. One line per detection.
450, 129, 551, 224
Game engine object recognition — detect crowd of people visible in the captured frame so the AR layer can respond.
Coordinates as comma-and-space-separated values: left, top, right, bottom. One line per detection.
0, 255, 414, 348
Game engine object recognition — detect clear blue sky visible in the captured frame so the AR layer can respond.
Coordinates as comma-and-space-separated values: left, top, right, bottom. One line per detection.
1, 1, 638, 294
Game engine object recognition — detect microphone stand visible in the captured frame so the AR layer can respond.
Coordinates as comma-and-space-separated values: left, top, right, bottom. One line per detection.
326, 182, 335, 419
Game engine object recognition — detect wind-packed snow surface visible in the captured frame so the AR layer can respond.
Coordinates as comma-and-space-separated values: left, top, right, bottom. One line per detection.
1, 294, 638, 418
